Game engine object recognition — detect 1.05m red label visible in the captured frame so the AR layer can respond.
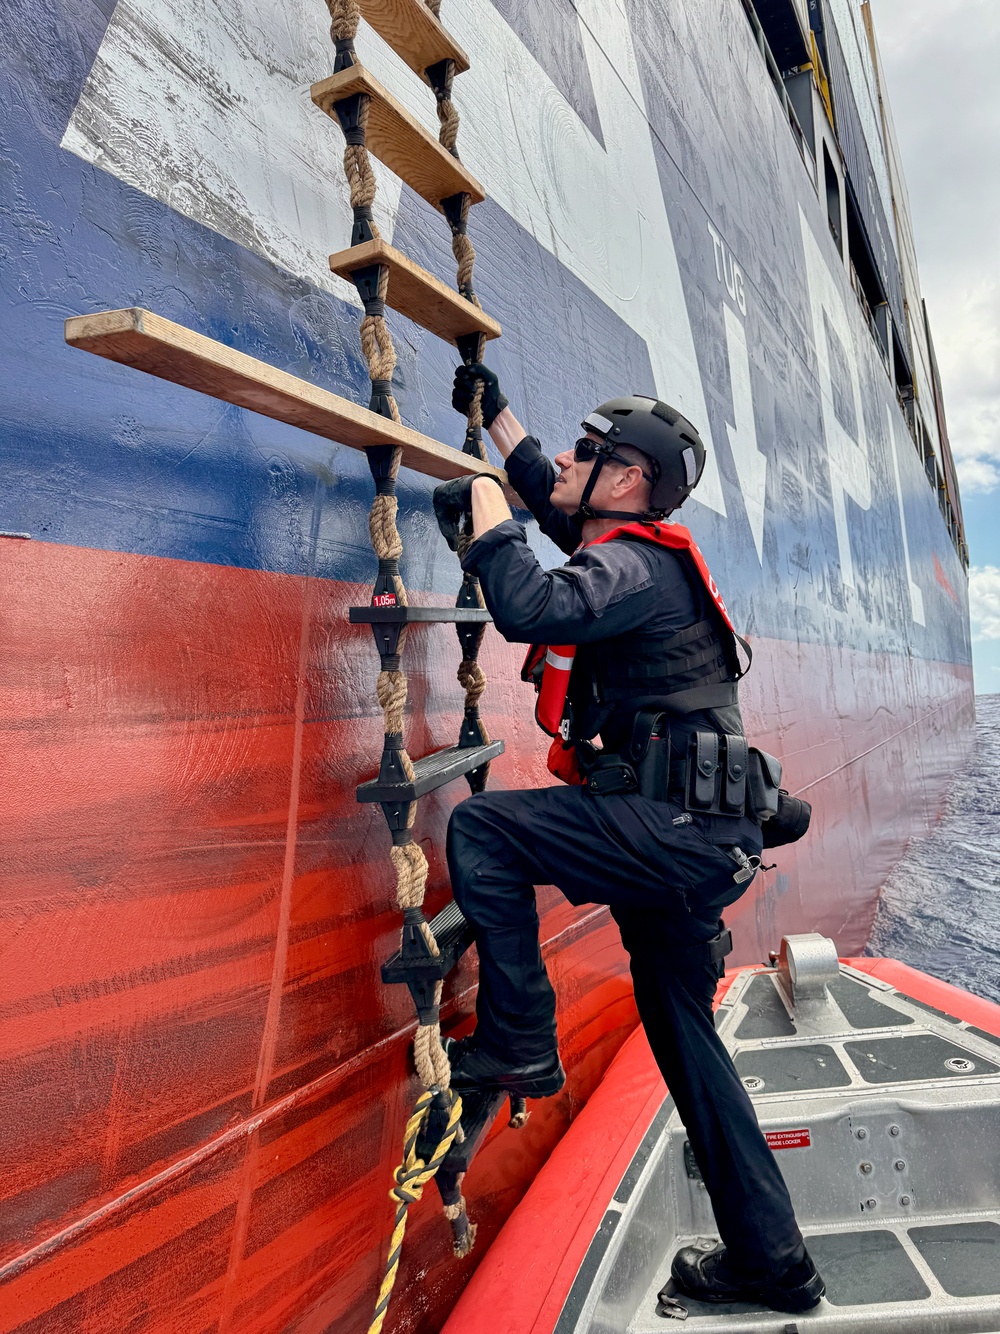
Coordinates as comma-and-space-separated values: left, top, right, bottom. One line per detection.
765, 1129, 811, 1151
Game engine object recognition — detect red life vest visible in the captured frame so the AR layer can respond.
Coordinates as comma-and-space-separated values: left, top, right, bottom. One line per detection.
521, 521, 740, 782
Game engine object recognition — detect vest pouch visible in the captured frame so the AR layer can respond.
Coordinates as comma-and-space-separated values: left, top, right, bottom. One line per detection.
687, 731, 721, 810
762, 791, 812, 847
747, 748, 782, 821
631, 711, 672, 800
721, 735, 749, 814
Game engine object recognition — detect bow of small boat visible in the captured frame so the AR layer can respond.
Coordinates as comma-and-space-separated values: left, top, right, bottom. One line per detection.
444, 939, 1000, 1333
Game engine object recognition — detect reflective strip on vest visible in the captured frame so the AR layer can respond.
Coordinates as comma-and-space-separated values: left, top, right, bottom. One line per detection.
544, 649, 575, 672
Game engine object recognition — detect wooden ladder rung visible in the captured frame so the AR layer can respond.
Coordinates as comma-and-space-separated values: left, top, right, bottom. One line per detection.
311, 65, 485, 210
329, 238, 500, 343
64, 309, 505, 483
357, 0, 470, 82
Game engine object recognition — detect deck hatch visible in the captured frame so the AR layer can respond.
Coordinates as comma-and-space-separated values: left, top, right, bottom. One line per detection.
908, 1222, 1000, 1297
843, 1034, 1000, 1085
806, 1230, 930, 1306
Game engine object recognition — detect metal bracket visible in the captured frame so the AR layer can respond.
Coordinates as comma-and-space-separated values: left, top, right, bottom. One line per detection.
777, 933, 840, 1005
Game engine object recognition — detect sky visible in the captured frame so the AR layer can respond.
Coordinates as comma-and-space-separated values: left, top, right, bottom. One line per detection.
867, 0, 1000, 692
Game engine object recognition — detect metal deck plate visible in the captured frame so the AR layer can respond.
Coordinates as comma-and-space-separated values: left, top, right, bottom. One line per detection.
967, 1027, 1000, 1051
827, 975, 914, 1030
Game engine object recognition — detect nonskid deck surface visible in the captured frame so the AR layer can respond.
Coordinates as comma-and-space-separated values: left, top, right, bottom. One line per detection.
639, 1213, 1000, 1332
557, 962, 1000, 1333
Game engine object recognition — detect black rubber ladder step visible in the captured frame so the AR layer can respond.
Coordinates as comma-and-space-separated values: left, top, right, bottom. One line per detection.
356, 0, 470, 83
381, 897, 474, 984
329, 239, 500, 344
311, 65, 486, 210
64, 309, 506, 483
356, 740, 504, 803
349, 605, 491, 624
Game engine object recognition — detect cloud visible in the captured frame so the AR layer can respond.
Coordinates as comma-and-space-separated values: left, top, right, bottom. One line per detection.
958, 457, 1000, 495
969, 565, 1000, 640
870, 0, 1000, 498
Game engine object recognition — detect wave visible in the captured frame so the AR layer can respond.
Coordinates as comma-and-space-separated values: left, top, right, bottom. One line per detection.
866, 693, 1000, 1004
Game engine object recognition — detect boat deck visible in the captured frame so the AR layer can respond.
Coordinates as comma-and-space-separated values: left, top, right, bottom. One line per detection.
558, 958, 1000, 1332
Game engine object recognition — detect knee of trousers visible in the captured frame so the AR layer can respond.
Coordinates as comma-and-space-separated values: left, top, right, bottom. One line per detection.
447, 793, 526, 919
447, 793, 505, 889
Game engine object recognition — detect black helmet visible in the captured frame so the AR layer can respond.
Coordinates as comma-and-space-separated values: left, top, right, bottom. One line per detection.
577, 396, 707, 520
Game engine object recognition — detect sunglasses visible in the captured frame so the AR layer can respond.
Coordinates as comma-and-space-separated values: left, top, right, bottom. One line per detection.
573, 437, 655, 485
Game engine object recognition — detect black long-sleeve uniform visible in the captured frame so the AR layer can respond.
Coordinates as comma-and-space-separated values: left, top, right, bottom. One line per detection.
446, 433, 806, 1281
465, 436, 755, 818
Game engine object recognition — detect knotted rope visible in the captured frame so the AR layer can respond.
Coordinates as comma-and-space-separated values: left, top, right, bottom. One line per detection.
367, 1088, 464, 1334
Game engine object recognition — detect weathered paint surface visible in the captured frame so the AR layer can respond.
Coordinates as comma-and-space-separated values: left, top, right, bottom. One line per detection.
0, 0, 974, 1329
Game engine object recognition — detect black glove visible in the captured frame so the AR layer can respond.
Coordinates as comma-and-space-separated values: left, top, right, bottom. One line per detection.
452, 362, 508, 428
432, 474, 504, 551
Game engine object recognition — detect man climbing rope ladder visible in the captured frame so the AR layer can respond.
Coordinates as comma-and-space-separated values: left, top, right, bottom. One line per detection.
432, 365, 824, 1316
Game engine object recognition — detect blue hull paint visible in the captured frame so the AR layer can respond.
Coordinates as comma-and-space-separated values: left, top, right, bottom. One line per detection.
0, 0, 971, 672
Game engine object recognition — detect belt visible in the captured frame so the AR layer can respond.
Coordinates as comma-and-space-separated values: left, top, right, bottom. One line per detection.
581, 716, 750, 818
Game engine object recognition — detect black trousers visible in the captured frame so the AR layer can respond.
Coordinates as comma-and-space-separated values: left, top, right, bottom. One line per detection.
446, 784, 805, 1277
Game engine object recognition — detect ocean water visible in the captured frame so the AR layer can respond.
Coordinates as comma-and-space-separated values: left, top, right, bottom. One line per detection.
866, 693, 1000, 1004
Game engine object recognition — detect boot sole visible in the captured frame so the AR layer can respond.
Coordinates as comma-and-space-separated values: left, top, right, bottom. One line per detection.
757, 1276, 826, 1313
672, 1275, 825, 1313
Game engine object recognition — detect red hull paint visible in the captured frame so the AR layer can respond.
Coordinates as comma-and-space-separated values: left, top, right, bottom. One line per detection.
0, 539, 972, 1332
442, 960, 1000, 1334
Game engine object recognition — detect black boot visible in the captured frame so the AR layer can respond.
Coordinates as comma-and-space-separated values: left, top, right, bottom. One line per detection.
668, 1241, 825, 1313
443, 1036, 565, 1099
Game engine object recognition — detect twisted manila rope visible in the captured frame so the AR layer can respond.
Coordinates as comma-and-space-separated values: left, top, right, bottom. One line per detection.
326, 0, 359, 30
360, 271, 402, 424
448, 193, 483, 310
457, 659, 489, 728
433, 59, 461, 155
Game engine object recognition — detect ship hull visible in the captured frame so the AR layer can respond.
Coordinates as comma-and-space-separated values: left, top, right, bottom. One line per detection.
0, 0, 975, 1328
0, 538, 971, 1332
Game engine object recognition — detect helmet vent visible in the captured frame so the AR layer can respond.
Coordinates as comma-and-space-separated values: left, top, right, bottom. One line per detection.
611, 408, 632, 416
650, 401, 678, 426
679, 432, 697, 446
681, 446, 698, 486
